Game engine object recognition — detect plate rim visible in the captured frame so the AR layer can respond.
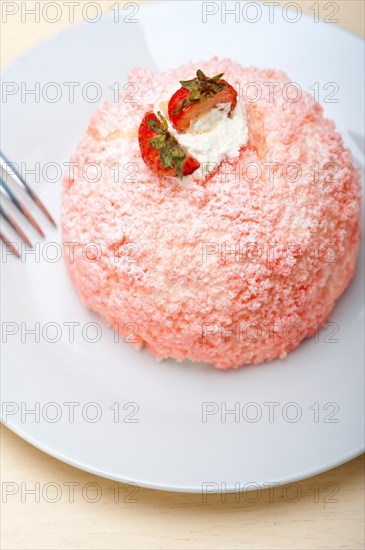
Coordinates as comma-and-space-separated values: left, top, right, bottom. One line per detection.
3, 419, 364, 493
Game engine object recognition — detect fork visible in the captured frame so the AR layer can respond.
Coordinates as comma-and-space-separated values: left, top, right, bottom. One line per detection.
0, 152, 56, 257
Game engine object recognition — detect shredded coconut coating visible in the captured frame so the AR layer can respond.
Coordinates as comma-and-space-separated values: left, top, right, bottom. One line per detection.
62, 57, 361, 369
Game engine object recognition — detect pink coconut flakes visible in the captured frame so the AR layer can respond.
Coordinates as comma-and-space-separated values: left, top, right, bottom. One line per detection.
61, 57, 361, 369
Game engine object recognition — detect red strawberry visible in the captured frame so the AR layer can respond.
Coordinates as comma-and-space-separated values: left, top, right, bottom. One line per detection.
138, 111, 200, 179
168, 70, 238, 133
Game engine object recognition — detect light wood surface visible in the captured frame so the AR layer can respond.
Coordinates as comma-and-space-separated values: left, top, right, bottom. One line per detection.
1, 2, 364, 549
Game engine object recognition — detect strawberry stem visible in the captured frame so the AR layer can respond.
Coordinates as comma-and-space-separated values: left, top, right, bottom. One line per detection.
147, 112, 187, 179
172, 70, 227, 115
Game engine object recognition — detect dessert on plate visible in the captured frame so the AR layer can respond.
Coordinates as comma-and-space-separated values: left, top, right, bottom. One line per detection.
62, 57, 361, 369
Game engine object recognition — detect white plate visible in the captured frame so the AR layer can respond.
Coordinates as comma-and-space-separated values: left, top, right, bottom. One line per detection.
1, 1, 364, 493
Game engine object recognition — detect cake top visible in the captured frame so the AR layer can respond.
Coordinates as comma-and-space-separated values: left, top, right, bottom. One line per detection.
138, 68, 247, 181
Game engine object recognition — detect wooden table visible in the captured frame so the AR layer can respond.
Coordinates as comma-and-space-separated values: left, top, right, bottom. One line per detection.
1, 2, 364, 548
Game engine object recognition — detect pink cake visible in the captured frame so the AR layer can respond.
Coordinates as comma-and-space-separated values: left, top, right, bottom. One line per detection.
62, 57, 361, 369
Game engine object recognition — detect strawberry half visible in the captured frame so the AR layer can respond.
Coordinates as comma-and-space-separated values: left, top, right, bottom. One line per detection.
168, 70, 238, 133
138, 111, 200, 179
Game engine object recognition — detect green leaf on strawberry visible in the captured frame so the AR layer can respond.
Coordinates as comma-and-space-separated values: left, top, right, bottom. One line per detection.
147, 111, 189, 179
172, 70, 227, 115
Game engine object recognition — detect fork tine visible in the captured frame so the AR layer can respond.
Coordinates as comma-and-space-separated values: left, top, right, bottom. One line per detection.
0, 177, 45, 238
0, 204, 32, 247
0, 230, 20, 258
0, 152, 57, 227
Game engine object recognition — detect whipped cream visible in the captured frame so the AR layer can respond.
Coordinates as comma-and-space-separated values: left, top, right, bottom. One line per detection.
154, 87, 248, 181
